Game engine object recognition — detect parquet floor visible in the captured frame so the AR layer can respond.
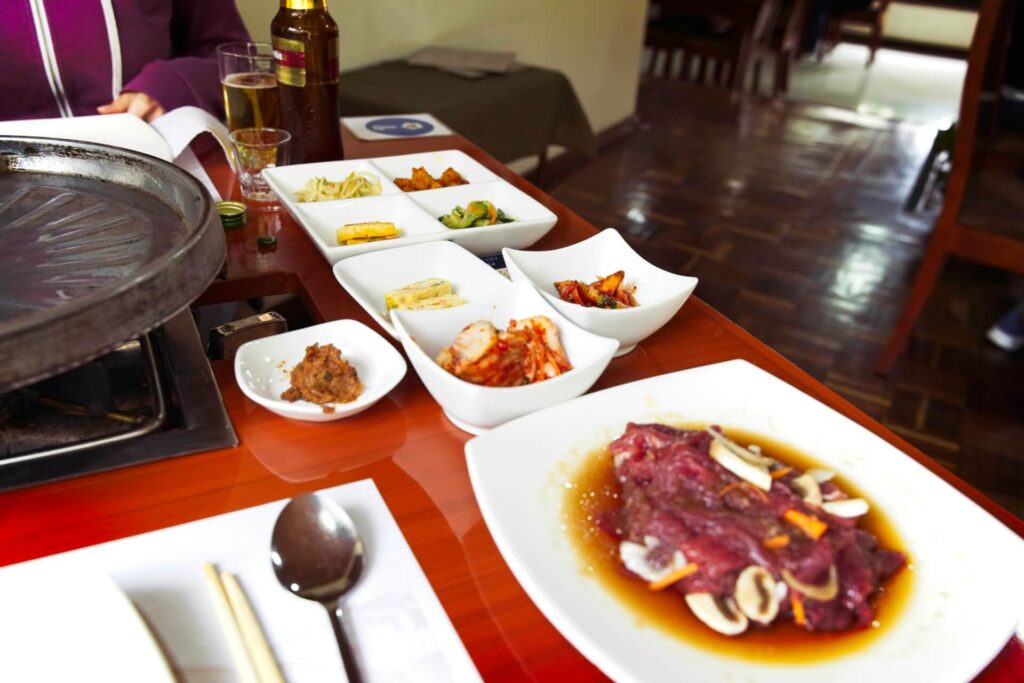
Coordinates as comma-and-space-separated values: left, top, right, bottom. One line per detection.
551, 79, 1024, 519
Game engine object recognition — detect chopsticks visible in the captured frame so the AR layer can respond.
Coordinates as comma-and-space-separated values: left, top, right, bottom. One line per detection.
202, 562, 286, 683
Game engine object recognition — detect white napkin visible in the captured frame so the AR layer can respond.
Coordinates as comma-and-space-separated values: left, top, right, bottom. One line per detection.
0, 479, 480, 683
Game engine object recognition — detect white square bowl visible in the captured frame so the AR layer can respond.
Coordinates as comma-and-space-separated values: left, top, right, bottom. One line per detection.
262, 158, 402, 204
370, 149, 499, 188
408, 180, 557, 256
294, 194, 444, 263
503, 229, 698, 356
234, 319, 407, 422
332, 240, 511, 339
390, 282, 619, 434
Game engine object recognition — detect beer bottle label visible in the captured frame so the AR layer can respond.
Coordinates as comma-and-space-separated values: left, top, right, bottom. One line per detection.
273, 37, 306, 87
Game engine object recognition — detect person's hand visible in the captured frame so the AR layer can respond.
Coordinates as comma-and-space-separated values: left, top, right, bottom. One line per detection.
97, 92, 165, 122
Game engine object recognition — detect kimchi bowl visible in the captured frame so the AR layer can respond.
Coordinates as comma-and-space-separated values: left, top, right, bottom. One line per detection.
391, 282, 618, 434
503, 229, 698, 356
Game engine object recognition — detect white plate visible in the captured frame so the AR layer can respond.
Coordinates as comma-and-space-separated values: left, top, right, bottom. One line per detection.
263, 149, 555, 264
504, 228, 698, 356
0, 556, 175, 682
409, 181, 557, 257
391, 282, 618, 434
262, 157, 402, 201
465, 360, 1024, 683
370, 149, 499, 187
234, 319, 406, 422
333, 240, 511, 338
294, 194, 444, 262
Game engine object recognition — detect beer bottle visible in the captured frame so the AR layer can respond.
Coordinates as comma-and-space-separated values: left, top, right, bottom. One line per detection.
271, 0, 344, 164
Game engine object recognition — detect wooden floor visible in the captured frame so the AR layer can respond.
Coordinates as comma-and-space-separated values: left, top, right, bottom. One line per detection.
551, 79, 1024, 519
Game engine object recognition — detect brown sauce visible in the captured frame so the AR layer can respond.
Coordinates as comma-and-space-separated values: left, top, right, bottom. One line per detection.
562, 426, 913, 664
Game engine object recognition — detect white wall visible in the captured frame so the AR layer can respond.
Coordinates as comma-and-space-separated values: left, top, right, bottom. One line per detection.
236, 0, 648, 134
884, 4, 976, 49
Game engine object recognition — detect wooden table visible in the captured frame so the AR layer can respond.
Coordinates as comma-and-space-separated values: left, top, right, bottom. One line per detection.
1, 130, 1020, 681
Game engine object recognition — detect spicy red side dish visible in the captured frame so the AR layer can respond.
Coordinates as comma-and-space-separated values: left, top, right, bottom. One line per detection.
436, 316, 572, 387
555, 270, 637, 309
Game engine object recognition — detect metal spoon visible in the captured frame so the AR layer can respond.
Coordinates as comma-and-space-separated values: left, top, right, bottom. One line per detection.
271, 493, 365, 683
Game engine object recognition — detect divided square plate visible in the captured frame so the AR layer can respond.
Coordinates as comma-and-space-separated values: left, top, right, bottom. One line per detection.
465, 360, 1024, 683
263, 149, 556, 264
332, 240, 511, 339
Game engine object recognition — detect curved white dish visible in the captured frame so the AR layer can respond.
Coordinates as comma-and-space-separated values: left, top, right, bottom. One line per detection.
391, 282, 618, 434
503, 228, 698, 356
235, 319, 407, 422
333, 240, 510, 339
0, 557, 175, 683
465, 359, 1024, 683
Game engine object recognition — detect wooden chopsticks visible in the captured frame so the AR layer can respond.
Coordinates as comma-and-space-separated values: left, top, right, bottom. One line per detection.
202, 562, 285, 683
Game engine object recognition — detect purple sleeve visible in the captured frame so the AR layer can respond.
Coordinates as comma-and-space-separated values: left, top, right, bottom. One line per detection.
122, 0, 251, 117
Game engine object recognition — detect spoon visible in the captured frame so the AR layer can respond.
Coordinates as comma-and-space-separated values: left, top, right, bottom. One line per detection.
271, 493, 365, 683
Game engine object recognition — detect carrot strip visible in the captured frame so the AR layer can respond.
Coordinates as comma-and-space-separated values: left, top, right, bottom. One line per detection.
763, 534, 791, 549
648, 563, 699, 591
770, 467, 793, 479
792, 592, 806, 626
718, 482, 770, 502
784, 509, 828, 539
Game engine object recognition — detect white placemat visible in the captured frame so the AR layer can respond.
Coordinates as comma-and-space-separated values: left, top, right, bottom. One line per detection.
342, 114, 453, 141
0, 479, 480, 683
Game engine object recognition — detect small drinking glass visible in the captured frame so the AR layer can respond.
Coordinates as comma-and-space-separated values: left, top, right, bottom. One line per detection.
230, 127, 291, 206
217, 42, 280, 131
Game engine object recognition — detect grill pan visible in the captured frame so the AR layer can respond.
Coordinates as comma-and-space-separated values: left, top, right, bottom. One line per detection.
0, 136, 225, 392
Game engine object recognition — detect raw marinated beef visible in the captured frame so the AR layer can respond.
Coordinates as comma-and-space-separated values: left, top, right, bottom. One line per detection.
608, 423, 905, 633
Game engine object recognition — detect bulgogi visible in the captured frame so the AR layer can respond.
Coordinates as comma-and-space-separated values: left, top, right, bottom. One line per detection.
606, 423, 905, 635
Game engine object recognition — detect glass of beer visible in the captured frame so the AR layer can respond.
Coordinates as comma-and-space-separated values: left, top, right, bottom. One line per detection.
217, 42, 280, 131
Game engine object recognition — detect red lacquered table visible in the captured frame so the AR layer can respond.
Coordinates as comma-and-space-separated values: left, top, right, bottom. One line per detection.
1, 129, 1020, 681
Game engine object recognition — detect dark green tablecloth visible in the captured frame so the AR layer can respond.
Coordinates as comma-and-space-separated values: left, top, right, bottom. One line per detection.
339, 61, 597, 163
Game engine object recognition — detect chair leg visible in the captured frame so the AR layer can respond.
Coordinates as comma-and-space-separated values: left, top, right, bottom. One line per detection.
867, 19, 882, 65
698, 56, 711, 84
874, 229, 952, 374
774, 53, 790, 95
751, 57, 762, 94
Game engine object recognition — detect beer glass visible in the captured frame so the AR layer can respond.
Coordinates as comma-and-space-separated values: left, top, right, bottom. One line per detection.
217, 42, 281, 131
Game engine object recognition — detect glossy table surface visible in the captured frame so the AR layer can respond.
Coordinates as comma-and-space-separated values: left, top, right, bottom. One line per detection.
1, 129, 1020, 682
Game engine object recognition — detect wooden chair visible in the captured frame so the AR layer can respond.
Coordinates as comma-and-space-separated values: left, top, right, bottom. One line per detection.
823, 0, 891, 66
751, 0, 810, 95
644, 0, 782, 90
875, 0, 1022, 374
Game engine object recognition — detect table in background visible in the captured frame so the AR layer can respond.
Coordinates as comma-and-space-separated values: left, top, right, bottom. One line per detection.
0, 129, 1020, 682
339, 61, 596, 180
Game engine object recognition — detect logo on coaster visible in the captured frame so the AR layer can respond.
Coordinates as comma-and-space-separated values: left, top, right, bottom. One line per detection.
366, 117, 436, 136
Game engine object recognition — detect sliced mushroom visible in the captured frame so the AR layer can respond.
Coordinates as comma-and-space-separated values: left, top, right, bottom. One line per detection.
806, 467, 836, 483
822, 498, 869, 518
781, 564, 839, 602
707, 428, 773, 467
790, 473, 823, 506
709, 440, 772, 491
734, 566, 780, 624
619, 542, 687, 582
685, 593, 749, 635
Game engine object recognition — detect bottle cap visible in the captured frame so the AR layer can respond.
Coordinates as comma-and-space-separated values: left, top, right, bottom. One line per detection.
216, 201, 247, 229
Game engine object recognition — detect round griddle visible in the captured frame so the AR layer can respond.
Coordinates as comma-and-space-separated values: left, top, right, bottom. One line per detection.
0, 136, 226, 392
